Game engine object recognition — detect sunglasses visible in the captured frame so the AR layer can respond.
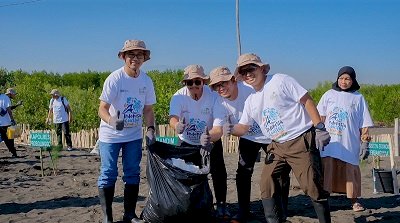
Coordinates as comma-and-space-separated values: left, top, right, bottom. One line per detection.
239, 65, 259, 76
125, 52, 145, 60
212, 80, 230, 91
185, 79, 202, 86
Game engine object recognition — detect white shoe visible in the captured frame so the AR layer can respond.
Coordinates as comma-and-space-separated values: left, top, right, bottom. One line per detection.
67, 147, 73, 151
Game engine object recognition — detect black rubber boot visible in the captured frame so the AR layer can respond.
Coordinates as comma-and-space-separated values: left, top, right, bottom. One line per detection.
98, 187, 115, 223
262, 198, 280, 223
312, 199, 331, 223
280, 174, 290, 221
123, 184, 144, 223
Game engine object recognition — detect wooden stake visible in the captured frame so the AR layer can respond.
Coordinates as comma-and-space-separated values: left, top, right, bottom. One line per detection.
39, 148, 44, 177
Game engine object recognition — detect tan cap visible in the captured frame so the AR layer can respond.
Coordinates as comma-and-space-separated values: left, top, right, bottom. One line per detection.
182, 64, 209, 83
50, 89, 60, 96
209, 66, 234, 86
118, 39, 151, 61
234, 53, 270, 76
5, 88, 17, 95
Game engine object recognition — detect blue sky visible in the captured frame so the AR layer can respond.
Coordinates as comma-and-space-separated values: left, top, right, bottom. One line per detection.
1, 0, 399, 89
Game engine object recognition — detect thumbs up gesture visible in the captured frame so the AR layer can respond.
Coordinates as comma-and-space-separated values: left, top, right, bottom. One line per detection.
175, 116, 186, 134
223, 115, 234, 136
200, 127, 212, 152
109, 110, 124, 131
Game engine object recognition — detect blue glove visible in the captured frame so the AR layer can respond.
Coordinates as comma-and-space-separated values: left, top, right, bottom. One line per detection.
200, 128, 212, 153
222, 115, 234, 137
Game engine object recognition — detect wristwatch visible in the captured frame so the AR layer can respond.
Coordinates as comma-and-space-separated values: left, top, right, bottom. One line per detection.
147, 126, 155, 131
314, 122, 325, 130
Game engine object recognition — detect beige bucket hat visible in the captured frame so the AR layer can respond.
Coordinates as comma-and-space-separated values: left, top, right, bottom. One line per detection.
234, 53, 270, 76
50, 89, 60, 96
5, 88, 17, 95
118, 39, 151, 61
209, 66, 234, 86
182, 64, 209, 83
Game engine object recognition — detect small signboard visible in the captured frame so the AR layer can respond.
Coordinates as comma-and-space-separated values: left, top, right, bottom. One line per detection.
369, 142, 390, 157
156, 136, 179, 145
30, 132, 51, 148
30, 131, 55, 177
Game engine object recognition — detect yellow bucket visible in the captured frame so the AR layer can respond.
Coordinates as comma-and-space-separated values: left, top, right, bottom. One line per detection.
7, 125, 22, 139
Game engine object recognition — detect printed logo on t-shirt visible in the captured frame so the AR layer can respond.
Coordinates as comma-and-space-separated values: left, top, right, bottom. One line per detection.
248, 121, 262, 136
185, 118, 207, 143
201, 107, 211, 115
262, 108, 287, 140
120, 89, 128, 93
122, 97, 143, 128
139, 87, 147, 95
327, 107, 348, 136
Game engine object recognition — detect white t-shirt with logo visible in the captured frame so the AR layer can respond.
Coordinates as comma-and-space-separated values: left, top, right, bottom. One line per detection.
99, 67, 156, 143
169, 86, 216, 145
0, 94, 12, 126
239, 73, 312, 143
317, 89, 373, 165
49, 97, 70, 124
213, 82, 271, 144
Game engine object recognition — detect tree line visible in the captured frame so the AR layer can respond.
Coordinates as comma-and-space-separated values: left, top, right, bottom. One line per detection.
0, 68, 399, 131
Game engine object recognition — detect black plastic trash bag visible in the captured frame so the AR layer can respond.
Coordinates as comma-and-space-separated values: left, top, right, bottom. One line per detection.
142, 141, 214, 223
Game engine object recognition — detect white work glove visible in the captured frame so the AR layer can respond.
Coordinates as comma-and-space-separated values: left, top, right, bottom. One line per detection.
145, 127, 156, 146
109, 110, 124, 131
315, 129, 331, 151
359, 141, 370, 160
222, 115, 233, 137
175, 116, 186, 134
16, 100, 23, 106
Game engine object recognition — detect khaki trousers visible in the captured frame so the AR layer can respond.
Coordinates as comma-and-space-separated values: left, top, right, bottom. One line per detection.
260, 129, 329, 201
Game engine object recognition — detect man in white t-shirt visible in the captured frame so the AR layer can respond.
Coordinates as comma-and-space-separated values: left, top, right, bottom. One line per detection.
97, 39, 156, 223
206, 66, 291, 223
46, 89, 73, 151
169, 65, 231, 219
226, 53, 331, 223
0, 89, 18, 157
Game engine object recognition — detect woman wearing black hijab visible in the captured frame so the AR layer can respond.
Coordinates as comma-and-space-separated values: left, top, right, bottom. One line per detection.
317, 66, 373, 212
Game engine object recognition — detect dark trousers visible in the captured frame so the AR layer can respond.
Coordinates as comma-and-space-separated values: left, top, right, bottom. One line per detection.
180, 139, 227, 204
209, 139, 227, 203
55, 121, 72, 147
0, 125, 17, 156
236, 138, 269, 217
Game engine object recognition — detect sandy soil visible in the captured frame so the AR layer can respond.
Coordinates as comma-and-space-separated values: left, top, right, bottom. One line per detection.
1, 143, 400, 223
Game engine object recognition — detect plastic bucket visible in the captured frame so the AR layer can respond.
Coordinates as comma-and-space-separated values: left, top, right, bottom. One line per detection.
372, 168, 394, 193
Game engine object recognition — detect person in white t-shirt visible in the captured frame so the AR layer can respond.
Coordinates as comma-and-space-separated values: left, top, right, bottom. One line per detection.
206, 66, 291, 223
0, 89, 18, 157
169, 64, 231, 219
46, 89, 73, 151
317, 66, 373, 212
226, 53, 331, 223
97, 39, 156, 223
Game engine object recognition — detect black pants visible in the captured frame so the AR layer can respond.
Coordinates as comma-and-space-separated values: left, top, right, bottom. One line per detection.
236, 138, 268, 217
180, 139, 227, 204
0, 125, 17, 156
55, 121, 72, 147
